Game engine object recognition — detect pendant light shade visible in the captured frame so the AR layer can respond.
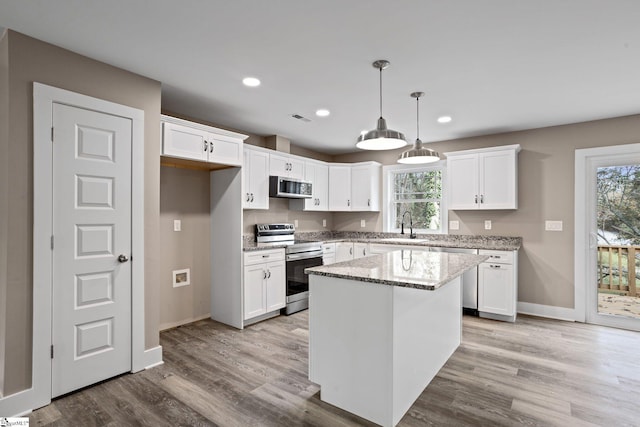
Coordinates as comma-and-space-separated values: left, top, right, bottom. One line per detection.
398, 92, 440, 164
356, 60, 407, 150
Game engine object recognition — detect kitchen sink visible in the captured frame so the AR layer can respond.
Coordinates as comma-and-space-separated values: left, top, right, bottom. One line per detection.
377, 238, 429, 244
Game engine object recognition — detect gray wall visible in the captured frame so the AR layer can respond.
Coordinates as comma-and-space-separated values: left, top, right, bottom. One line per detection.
332, 115, 640, 309
0, 30, 162, 396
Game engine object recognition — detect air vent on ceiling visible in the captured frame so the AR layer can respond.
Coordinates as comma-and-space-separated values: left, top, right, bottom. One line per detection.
291, 114, 311, 122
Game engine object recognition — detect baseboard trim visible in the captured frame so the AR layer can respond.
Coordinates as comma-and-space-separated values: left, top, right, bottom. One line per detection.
0, 388, 37, 418
143, 345, 163, 370
159, 314, 211, 331
517, 302, 576, 322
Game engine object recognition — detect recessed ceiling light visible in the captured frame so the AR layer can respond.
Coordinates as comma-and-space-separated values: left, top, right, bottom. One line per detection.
315, 109, 330, 117
242, 77, 261, 87
437, 116, 452, 124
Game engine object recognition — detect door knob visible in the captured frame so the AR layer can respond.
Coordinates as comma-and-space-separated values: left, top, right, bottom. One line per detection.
118, 254, 129, 263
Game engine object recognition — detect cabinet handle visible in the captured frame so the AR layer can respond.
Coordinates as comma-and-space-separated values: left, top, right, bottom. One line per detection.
250, 193, 254, 202
490, 264, 501, 269
363, 248, 366, 256
349, 247, 353, 255
480, 194, 484, 203
475, 195, 478, 204
263, 270, 267, 279
367, 199, 370, 206
204, 141, 208, 152
267, 270, 271, 278
246, 193, 250, 202
262, 254, 269, 258
347, 199, 350, 207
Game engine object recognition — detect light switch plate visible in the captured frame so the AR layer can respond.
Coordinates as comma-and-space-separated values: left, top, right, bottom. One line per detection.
173, 220, 181, 232
545, 220, 563, 231
360, 219, 366, 228
294, 219, 299, 227
322, 219, 327, 227
484, 220, 492, 230
449, 220, 459, 230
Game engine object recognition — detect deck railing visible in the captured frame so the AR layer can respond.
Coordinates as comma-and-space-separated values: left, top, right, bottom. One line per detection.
597, 245, 640, 297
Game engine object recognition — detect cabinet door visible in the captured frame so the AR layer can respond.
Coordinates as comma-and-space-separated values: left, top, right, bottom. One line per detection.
162, 122, 208, 161
209, 134, 242, 166
265, 261, 286, 312
301, 162, 319, 210
269, 153, 290, 176
244, 264, 267, 320
478, 263, 514, 316
479, 150, 517, 209
246, 149, 269, 209
315, 163, 329, 211
288, 157, 305, 180
353, 242, 370, 259
447, 154, 479, 210
329, 165, 352, 211
335, 242, 354, 262
351, 163, 380, 211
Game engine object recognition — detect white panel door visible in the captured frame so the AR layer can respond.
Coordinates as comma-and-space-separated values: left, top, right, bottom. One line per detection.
265, 261, 286, 312
480, 150, 516, 209
244, 264, 267, 320
52, 104, 132, 397
209, 134, 242, 166
329, 165, 352, 211
447, 154, 479, 209
162, 122, 208, 161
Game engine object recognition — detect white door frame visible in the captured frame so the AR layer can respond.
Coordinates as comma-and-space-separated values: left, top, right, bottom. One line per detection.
28, 83, 145, 411
575, 143, 640, 329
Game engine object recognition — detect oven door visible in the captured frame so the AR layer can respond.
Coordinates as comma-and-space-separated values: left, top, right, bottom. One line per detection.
285, 254, 323, 303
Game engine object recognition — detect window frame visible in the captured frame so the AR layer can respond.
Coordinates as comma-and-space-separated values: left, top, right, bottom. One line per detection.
382, 161, 448, 234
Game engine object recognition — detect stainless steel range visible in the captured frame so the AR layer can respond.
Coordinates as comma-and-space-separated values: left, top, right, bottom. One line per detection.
256, 223, 323, 315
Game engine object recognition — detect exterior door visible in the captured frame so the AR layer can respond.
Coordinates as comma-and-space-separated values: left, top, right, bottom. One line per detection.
52, 103, 132, 397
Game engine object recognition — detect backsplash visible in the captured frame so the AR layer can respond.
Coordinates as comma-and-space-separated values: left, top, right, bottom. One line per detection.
242, 198, 332, 234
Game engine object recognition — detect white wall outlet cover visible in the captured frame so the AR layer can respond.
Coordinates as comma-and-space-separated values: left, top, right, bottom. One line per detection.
173, 219, 181, 232
449, 220, 460, 230
322, 219, 327, 227
545, 220, 563, 231
173, 268, 190, 287
294, 219, 299, 227
484, 220, 492, 230
360, 219, 366, 228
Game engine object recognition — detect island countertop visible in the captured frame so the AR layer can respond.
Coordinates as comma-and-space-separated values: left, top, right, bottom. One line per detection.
306, 250, 488, 290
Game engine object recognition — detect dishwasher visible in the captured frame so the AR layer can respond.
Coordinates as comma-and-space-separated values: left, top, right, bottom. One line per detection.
430, 247, 479, 315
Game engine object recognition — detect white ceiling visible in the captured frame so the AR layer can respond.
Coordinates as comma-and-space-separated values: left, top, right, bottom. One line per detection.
2, 1, 640, 154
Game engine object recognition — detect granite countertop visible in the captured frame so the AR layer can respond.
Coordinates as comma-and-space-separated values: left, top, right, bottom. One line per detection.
243, 232, 522, 252
306, 251, 489, 290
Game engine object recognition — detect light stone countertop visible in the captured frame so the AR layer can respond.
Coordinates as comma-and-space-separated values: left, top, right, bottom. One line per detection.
306, 250, 489, 290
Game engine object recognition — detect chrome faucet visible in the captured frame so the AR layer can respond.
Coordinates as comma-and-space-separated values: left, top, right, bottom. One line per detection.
400, 211, 417, 239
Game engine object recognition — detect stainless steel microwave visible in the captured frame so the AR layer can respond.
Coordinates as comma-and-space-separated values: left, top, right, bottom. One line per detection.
269, 176, 313, 199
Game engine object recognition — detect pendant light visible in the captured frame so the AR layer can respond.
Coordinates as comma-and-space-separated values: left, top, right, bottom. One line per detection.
356, 60, 407, 150
398, 92, 440, 164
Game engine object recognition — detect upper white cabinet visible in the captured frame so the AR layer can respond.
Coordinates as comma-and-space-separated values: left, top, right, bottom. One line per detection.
290, 160, 329, 211
243, 145, 269, 210
351, 162, 381, 211
269, 152, 305, 180
161, 115, 246, 167
329, 162, 381, 212
445, 145, 520, 210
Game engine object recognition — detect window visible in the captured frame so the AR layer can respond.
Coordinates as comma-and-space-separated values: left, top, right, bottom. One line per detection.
383, 163, 447, 234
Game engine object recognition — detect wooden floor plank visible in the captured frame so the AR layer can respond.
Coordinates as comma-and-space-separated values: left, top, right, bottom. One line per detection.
29, 313, 640, 426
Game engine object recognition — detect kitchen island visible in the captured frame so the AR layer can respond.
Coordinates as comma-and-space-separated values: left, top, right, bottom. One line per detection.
306, 249, 488, 427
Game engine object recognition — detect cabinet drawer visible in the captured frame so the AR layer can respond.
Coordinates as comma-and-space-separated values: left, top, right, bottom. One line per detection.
322, 243, 336, 254
479, 250, 513, 264
244, 249, 285, 266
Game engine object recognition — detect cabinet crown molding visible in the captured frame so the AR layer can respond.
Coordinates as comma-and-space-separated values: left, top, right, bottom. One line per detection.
443, 144, 521, 157
161, 114, 249, 141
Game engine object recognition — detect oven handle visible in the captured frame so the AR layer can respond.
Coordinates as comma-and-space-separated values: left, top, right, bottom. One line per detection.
286, 251, 324, 261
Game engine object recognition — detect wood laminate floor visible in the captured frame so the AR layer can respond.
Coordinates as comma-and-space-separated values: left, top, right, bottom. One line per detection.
30, 313, 640, 426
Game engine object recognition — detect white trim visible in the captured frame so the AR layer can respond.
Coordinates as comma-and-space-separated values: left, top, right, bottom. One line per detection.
26, 83, 146, 415
143, 346, 164, 369
158, 313, 211, 331
517, 302, 576, 322
160, 114, 248, 140
575, 143, 640, 328
0, 389, 35, 418
382, 161, 448, 234
443, 143, 521, 157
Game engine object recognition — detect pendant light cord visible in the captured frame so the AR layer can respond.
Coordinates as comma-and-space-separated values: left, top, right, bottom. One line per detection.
379, 66, 383, 118
416, 95, 420, 139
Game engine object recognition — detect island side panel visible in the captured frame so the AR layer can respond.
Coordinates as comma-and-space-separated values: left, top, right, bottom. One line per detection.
309, 275, 394, 426
391, 277, 462, 425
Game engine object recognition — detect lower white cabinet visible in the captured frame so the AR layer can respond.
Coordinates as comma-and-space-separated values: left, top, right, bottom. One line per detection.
478, 250, 518, 322
243, 249, 285, 320
335, 242, 354, 262
322, 243, 336, 265
353, 242, 370, 259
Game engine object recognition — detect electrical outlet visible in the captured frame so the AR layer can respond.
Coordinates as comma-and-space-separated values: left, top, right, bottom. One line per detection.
545, 220, 563, 231
360, 219, 366, 228
294, 219, 299, 228
484, 220, 492, 230
449, 220, 459, 230
173, 220, 181, 232
322, 219, 327, 227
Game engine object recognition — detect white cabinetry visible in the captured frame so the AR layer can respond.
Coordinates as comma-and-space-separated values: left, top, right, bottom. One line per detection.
161, 115, 246, 167
243, 249, 285, 320
322, 243, 336, 265
269, 152, 305, 180
290, 160, 329, 211
329, 162, 381, 212
351, 162, 381, 211
335, 242, 354, 262
478, 250, 518, 322
243, 146, 269, 210
445, 145, 520, 210
353, 242, 370, 259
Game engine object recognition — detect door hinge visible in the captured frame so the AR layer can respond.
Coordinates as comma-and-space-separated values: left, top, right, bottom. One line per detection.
51, 235, 54, 250
51, 345, 54, 359
51, 127, 54, 142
